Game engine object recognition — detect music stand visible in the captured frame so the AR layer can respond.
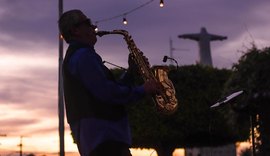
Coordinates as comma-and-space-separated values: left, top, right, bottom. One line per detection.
210, 90, 256, 156
210, 90, 244, 108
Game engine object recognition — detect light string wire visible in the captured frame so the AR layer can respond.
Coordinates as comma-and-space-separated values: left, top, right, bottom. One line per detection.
94, 0, 158, 25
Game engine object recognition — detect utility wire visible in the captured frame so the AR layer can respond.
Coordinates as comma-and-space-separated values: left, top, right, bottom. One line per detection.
94, 0, 155, 24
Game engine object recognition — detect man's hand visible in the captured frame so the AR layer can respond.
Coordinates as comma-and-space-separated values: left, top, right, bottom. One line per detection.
143, 80, 163, 95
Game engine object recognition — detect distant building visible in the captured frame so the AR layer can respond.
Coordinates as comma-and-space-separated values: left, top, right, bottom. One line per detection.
185, 144, 236, 156
178, 27, 227, 67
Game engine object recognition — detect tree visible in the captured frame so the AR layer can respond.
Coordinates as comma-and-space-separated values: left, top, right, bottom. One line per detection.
123, 65, 240, 156
239, 148, 252, 156
223, 47, 270, 155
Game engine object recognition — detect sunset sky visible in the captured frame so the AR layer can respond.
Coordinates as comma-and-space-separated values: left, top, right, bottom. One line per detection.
0, 0, 269, 155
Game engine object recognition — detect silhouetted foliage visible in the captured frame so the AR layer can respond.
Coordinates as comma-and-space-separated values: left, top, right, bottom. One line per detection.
239, 148, 252, 156
224, 46, 270, 156
111, 64, 241, 156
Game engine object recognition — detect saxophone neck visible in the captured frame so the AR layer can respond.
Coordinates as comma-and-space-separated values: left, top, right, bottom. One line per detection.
96, 29, 129, 37
95, 31, 110, 37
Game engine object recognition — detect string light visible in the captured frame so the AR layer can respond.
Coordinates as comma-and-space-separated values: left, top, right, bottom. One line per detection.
94, 0, 163, 26
160, 0, 164, 8
123, 14, 128, 25
94, 22, 99, 32
94, 27, 99, 32
123, 17, 128, 25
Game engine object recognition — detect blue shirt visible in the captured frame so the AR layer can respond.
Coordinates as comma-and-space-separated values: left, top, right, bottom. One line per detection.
67, 43, 145, 156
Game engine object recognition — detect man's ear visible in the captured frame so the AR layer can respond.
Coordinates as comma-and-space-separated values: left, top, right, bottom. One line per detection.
70, 27, 79, 36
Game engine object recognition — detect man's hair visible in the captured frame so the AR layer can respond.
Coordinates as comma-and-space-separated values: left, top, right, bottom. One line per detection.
58, 9, 84, 43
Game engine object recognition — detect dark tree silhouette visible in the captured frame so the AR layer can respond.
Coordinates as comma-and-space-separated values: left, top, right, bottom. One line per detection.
224, 46, 270, 156
114, 65, 243, 156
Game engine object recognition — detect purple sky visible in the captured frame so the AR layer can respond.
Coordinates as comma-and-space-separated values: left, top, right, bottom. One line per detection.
0, 0, 269, 153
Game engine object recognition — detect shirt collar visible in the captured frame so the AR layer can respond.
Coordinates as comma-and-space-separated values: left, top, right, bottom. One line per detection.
69, 40, 94, 49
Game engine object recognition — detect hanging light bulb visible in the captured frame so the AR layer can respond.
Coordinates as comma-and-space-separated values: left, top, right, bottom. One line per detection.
94, 26, 99, 32
123, 16, 128, 25
159, 0, 164, 8
94, 22, 99, 32
95, 27, 99, 32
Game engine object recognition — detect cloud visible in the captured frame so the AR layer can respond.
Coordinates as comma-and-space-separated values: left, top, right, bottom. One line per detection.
0, 50, 59, 134
0, 104, 40, 134
0, 1, 58, 50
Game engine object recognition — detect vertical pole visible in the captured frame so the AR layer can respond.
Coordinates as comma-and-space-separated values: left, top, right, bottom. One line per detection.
169, 37, 174, 65
58, 0, 65, 156
19, 136, 23, 156
250, 115, 256, 156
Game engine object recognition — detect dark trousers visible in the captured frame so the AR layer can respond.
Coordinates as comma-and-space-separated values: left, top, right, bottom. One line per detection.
89, 141, 132, 156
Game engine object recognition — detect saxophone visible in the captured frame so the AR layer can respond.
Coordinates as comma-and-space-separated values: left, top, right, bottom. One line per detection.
97, 30, 178, 114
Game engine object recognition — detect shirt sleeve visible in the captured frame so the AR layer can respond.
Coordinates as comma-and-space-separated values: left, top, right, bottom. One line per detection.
68, 48, 145, 105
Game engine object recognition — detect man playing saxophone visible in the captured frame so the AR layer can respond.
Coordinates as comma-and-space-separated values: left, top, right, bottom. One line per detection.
58, 9, 161, 156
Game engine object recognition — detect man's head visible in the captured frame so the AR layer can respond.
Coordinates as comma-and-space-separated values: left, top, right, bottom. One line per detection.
58, 9, 97, 45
